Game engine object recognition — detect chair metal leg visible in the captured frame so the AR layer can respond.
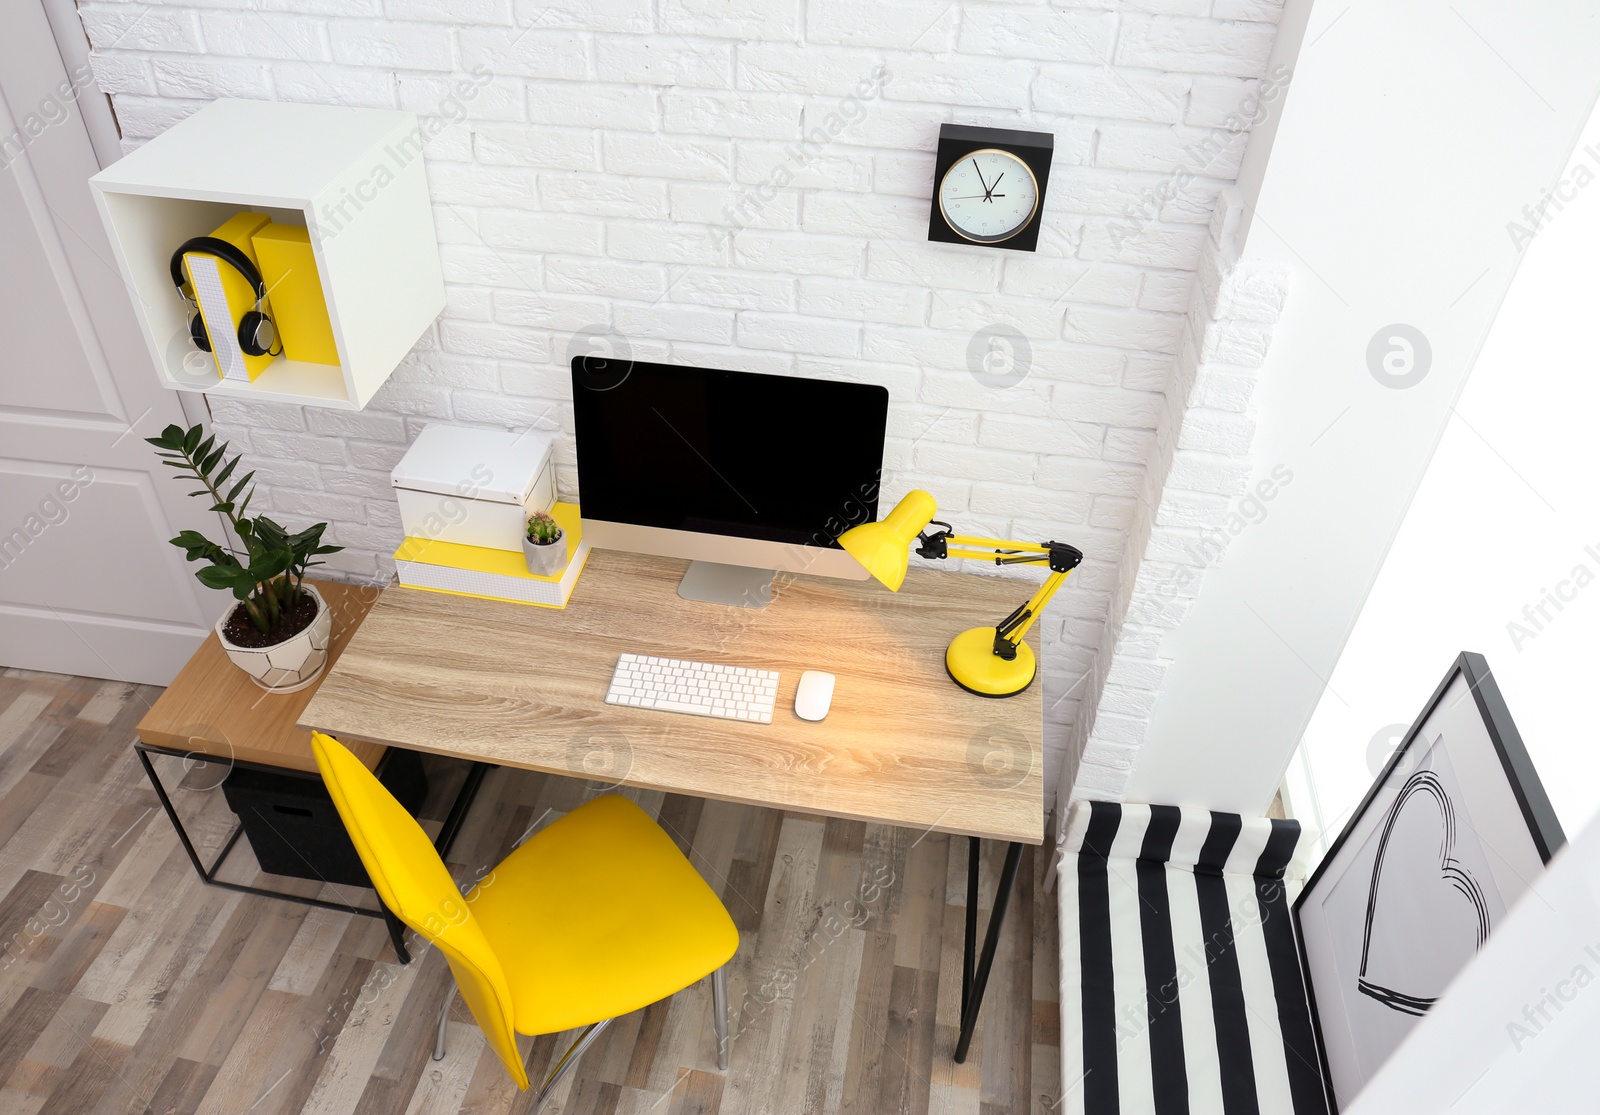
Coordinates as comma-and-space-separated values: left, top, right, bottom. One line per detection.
534, 1018, 612, 1111
433, 986, 453, 1061
711, 965, 729, 1071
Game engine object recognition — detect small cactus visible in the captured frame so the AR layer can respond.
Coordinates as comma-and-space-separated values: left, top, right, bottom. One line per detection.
526, 510, 563, 545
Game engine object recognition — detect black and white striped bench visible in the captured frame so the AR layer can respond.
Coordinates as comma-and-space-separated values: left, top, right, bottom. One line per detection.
1057, 801, 1329, 1115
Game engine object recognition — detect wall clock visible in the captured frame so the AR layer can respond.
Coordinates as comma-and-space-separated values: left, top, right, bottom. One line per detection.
928, 124, 1054, 252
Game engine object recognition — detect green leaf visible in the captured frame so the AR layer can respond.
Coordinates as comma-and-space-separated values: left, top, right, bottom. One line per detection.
168, 530, 236, 567
254, 518, 287, 550
194, 566, 230, 589
213, 455, 239, 491
201, 445, 227, 475
182, 424, 202, 455
210, 502, 233, 515
248, 548, 294, 583
195, 565, 248, 591
227, 471, 255, 502
160, 424, 186, 447
193, 434, 216, 469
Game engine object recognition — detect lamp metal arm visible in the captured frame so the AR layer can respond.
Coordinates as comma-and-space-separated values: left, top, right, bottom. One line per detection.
990, 569, 1068, 656
911, 528, 1084, 660
919, 529, 1082, 575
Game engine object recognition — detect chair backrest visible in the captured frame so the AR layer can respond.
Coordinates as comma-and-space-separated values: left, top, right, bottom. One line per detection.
311, 732, 529, 1089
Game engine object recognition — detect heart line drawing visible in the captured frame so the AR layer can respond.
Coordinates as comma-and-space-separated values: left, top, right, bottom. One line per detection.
1357, 769, 1491, 1016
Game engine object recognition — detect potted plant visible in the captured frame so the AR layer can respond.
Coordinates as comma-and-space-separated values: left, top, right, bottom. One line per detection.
147, 422, 343, 693
522, 510, 566, 576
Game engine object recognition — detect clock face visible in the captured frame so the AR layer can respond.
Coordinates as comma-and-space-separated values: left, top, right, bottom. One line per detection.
938, 148, 1040, 245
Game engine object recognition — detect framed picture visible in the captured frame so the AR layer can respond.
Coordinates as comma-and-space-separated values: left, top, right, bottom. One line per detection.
1293, 651, 1564, 1109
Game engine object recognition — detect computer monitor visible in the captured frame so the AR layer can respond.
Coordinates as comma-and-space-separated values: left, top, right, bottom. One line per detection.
572, 358, 889, 607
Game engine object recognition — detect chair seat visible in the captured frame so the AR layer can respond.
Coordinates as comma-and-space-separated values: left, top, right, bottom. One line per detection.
467, 793, 739, 1036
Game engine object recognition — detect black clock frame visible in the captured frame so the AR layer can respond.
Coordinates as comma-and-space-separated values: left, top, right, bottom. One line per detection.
928, 124, 1054, 253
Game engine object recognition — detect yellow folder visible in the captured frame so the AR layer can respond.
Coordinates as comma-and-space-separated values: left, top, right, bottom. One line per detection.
251, 223, 339, 366
183, 212, 274, 382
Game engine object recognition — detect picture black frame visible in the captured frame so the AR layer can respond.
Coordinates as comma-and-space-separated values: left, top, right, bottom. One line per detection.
1292, 651, 1565, 1111
927, 123, 1054, 253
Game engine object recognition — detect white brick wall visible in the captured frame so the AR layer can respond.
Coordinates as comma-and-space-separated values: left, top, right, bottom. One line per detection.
82, 0, 1291, 814
1055, 190, 1290, 823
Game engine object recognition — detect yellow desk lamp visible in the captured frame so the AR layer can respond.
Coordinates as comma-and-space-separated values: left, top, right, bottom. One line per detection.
838, 489, 1083, 698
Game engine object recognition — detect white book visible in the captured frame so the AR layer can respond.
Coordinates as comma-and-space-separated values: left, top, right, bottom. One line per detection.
392, 503, 590, 609
394, 540, 591, 608
186, 254, 248, 382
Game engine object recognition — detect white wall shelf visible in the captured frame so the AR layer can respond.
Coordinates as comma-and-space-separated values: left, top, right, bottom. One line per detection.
90, 98, 445, 411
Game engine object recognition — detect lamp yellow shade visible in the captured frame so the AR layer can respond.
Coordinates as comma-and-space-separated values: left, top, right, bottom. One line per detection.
838, 489, 937, 591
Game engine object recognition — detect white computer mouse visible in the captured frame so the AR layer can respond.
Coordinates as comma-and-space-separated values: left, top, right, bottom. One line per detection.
794, 671, 835, 721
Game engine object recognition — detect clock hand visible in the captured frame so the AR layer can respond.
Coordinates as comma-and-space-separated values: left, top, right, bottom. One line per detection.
990, 172, 1005, 195
970, 157, 991, 197
950, 194, 1005, 200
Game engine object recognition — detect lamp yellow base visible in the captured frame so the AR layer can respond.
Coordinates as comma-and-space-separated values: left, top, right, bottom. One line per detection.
945, 627, 1037, 698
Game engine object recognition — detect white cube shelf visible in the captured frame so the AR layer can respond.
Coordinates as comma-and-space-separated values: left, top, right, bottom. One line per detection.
90, 99, 445, 410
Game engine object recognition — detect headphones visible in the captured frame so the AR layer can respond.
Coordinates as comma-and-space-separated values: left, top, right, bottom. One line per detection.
169, 236, 279, 358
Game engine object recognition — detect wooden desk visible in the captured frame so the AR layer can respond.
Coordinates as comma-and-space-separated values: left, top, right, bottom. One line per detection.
303, 550, 1048, 1062
300, 550, 1044, 844
138, 578, 385, 773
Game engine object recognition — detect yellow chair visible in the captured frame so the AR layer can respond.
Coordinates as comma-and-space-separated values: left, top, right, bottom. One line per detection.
310, 732, 739, 1105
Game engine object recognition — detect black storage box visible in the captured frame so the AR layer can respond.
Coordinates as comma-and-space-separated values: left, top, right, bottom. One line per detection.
222, 748, 428, 888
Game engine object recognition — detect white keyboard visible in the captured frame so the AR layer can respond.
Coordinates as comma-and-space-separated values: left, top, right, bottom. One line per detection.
605, 654, 779, 724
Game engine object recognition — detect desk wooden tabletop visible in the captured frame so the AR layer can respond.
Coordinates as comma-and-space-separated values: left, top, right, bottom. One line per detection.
300, 551, 1045, 843
137, 579, 386, 773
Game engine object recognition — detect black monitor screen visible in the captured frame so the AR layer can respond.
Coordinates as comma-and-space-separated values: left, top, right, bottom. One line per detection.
572, 359, 888, 548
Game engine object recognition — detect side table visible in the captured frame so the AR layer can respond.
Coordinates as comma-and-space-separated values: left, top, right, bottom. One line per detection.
134, 578, 490, 963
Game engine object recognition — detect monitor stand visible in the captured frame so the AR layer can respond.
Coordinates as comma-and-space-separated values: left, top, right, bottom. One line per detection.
677, 560, 773, 608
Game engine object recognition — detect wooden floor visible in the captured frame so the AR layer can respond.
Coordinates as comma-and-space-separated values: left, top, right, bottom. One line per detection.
0, 668, 1060, 1115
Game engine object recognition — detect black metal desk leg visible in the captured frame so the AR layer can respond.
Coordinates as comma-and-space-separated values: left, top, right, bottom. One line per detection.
381, 904, 412, 965
954, 839, 1024, 1064
962, 835, 979, 1021
133, 744, 491, 973
136, 746, 213, 882
434, 761, 491, 858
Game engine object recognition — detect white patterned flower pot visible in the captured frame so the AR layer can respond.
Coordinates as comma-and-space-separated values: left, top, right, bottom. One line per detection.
523, 533, 566, 577
215, 583, 332, 694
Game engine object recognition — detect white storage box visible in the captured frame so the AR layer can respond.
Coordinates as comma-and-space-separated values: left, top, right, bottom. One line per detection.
391, 424, 555, 552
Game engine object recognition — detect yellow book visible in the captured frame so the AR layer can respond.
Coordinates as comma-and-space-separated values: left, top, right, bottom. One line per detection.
393, 502, 590, 609
251, 223, 339, 366
184, 211, 274, 382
